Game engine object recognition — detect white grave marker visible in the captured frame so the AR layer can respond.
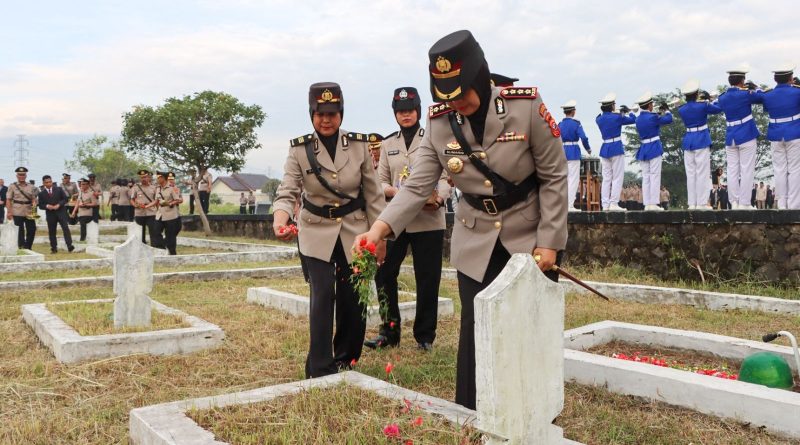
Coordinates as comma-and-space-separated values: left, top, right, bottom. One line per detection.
0, 220, 17, 255
86, 221, 99, 245
113, 236, 154, 328
475, 253, 565, 445
127, 222, 142, 241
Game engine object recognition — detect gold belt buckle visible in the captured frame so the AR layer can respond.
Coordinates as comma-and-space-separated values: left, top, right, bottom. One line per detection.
482, 199, 498, 215
328, 207, 336, 219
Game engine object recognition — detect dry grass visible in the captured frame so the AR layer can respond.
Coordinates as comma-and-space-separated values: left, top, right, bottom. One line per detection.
268, 275, 421, 303
1, 273, 799, 444
28, 244, 99, 261
179, 230, 293, 247
189, 384, 481, 444
46, 301, 189, 336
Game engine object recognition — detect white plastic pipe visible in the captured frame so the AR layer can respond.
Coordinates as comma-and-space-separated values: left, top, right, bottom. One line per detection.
778, 331, 800, 382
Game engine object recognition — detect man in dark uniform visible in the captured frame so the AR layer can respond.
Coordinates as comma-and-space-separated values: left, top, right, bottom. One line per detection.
355, 30, 567, 409
38, 175, 75, 253
6, 167, 39, 248
0, 178, 6, 222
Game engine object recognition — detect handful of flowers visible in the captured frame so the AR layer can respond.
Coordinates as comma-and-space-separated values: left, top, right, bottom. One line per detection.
350, 238, 379, 318
277, 224, 299, 237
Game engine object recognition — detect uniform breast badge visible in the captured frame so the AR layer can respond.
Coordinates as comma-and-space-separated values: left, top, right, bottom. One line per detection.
447, 157, 464, 174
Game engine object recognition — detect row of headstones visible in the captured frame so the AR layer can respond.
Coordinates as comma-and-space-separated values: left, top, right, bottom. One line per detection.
0, 220, 100, 256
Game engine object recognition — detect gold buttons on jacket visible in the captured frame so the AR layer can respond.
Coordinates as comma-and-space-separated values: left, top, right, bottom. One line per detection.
332, 173, 337, 179
334, 202, 340, 207
484, 180, 492, 187
479, 152, 487, 159
494, 221, 502, 229
461, 218, 466, 224
336, 217, 342, 223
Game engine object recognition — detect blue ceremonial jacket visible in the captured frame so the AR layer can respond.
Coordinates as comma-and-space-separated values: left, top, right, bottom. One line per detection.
634, 111, 673, 161
596, 112, 636, 158
718, 87, 764, 145
678, 101, 723, 150
762, 84, 800, 142
558, 117, 591, 160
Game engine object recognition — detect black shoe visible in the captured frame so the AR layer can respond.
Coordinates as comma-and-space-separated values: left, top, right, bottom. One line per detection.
68, 245, 75, 252
335, 360, 354, 372
417, 342, 433, 352
364, 334, 399, 350
50, 248, 58, 254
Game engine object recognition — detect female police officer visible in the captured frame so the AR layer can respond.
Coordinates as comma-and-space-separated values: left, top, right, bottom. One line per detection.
272, 82, 385, 378
354, 30, 567, 409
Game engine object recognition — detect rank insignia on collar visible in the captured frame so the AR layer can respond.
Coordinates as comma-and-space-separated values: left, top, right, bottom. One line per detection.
495, 97, 506, 114
447, 140, 461, 150
341, 135, 349, 147
496, 132, 526, 142
418, 128, 425, 136
500, 87, 538, 99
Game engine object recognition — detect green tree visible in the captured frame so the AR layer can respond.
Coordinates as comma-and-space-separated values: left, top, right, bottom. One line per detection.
120, 91, 266, 235
261, 177, 282, 202
65, 135, 150, 188
622, 88, 772, 208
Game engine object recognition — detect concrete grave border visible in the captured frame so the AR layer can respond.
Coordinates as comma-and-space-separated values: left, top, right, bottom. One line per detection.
0, 249, 45, 263
564, 321, 800, 439
22, 298, 224, 364
245, 287, 455, 327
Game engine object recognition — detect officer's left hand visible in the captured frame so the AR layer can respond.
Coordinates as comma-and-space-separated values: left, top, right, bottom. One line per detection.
532, 247, 557, 272
375, 239, 387, 265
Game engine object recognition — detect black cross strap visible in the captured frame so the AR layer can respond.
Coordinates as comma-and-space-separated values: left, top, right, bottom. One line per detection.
303, 139, 361, 202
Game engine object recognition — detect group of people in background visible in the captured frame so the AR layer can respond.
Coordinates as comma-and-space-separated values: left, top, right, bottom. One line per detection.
2, 168, 185, 255
239, 190, 256, 214
558, 64, 800, 210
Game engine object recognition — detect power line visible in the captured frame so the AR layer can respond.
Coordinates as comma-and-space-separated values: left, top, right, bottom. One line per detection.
12, 135, 30, 168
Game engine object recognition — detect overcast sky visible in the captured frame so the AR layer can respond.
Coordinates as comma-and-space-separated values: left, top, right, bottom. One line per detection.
1, 0, 797, 182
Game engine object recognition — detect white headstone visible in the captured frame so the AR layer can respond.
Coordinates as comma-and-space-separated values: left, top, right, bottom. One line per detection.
0, 220, 17, 256
126, 222, 142, 241
475, 253, 565, 445
86, 221, 99, 245
113, 235, 154, 328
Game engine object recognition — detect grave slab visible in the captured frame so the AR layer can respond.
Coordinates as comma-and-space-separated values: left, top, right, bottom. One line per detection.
246, 286, 454, 327
22, 298, 224, 364
0, 249, 45, 263
114, 237, 154, 328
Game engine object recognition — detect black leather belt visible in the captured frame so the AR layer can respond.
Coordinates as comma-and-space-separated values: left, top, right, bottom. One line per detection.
13, 200, 31, 204
303, 196, 365, 219
462, 173, 539, 215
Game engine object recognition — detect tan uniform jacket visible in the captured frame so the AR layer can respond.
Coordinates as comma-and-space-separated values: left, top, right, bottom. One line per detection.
90, 182, 102, 198
62, 182, 78, 202
156, 186, 181, 221
239, 195, 247, 205
378, 128, 451, 233
273, 129, 386, 263
76, 191, 98, 217
197, 172, 212, 192
117, 186, 132, 206
379, 87, 568, 282
131, 184, 158, 217
109, 185, 120, 205
247, 194, 256, 205
7, 182, 38, 216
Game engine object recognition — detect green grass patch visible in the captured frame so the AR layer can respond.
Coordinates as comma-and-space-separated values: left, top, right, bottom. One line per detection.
46, 301, 189, 336
28, 244, 98, 261
189, 384, 481, 444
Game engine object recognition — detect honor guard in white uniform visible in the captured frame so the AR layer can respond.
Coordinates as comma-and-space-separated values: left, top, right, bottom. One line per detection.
596, 93, 636, 211
558, 100, 591, 211
762, 63, 800, 209
633, 92, 673, 211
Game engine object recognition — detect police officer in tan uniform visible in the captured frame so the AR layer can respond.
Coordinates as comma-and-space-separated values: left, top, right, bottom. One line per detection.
131, 170, 161, 245
355, 30, 567, 409
61, 173, 79, 224
108, 179, 120, 221
72, 178, 99, 241
197, 170, 212, 214
154, 172, 183, 255
88, 173, 102, 222
6, 167, 39, 248
272, 82, 385, 378
116, 179, 133, 222
364, 86, 450, 351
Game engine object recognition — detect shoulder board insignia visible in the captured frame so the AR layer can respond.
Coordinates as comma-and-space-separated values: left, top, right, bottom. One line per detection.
385, 130, 399, 139
495, 97, 506, 115
346, 132, 368, 142
500, 87, 538, 99
290, 134, 313, 147
428, 103, 453, 118
418, 128, 425, 136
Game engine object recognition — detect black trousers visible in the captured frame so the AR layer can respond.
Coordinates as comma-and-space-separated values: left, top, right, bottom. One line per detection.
248, 204, 255, 214
92, 206, 99, 223
0, 206, 5, 221
134, 215, 159, 245
304, 238, 366, 378
45, 209, 72, 250
375, 229, 444, 344
119, 206, 133, 222
189, 194, 195, 214
110, 204, 119, 221
454, 242, 560, 410
78, 215, 92, 241
239, 205, 246, 214
154, 218, 181, 255
198, 191, 210, 214
12, 215, 36, 249
65, 206, 77, 225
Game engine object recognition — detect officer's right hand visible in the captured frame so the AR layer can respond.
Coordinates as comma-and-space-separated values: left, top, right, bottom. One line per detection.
384, 186, 398, 199
272, 210, 294, 241
353, 221, 392, 264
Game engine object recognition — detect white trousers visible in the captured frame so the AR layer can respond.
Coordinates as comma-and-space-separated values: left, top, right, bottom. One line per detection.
567, 160, 580, 208
772, 139, 800, 209
683, 148, 711, 207
725, 139, 757, 207
600, 155, 625, 209
640, 156, 662, 206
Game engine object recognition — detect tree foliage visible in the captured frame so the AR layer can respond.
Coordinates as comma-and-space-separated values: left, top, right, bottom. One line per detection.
120, 90, 266, 234
622, 87, 773, 206
65, 135, 150, 187
261, 177, 282, 202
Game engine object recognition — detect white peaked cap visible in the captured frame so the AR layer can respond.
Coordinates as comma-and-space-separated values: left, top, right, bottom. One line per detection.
681, 79, 700, 95
599, 92, 616, 104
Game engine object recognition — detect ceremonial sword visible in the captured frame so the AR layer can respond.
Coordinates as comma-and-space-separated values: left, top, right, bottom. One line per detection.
533, 254, 610, 302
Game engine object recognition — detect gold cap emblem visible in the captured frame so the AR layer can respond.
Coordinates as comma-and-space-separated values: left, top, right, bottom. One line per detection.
436, 56, 452, 73
320, 89, 334, 102
447, 157, 464, 174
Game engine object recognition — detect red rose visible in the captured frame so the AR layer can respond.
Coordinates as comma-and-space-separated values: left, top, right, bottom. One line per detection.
385, 362, 394, 374
382, 423, 400, 438
412, 416, 423, 427
366, 242, 376, 254
359, 238, 367, 247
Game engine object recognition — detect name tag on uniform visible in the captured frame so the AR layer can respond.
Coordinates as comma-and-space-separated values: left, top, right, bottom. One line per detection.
445, 149, 465, 155
388, 150, 400, 156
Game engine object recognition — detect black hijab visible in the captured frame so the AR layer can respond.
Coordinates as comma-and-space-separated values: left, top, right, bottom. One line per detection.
466, 61, 492, 146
